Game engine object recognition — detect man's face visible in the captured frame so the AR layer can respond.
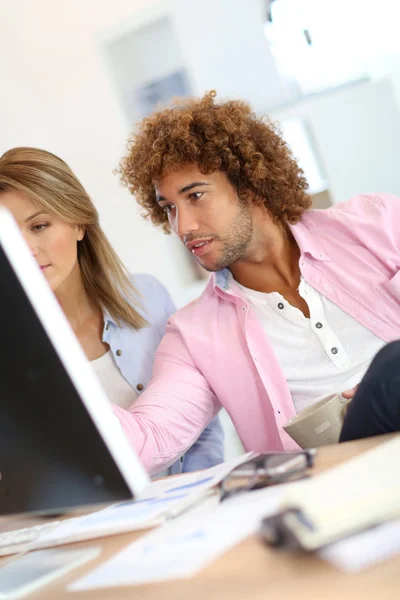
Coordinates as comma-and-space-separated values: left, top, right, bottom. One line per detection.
155, 166, 254, 272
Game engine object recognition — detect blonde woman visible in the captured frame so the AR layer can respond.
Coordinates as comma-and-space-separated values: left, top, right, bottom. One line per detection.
0, 147, 224, 474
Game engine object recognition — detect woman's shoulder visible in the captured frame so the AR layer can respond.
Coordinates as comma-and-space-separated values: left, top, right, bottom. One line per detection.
128, 273, 176, 322
129, 273, 168, 298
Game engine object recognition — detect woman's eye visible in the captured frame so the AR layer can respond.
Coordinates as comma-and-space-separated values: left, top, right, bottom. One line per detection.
162, 205, 174, 214
31, 223, 47, 232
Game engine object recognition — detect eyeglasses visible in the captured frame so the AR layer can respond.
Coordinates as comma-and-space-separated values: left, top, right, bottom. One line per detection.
219, 449, 316, 502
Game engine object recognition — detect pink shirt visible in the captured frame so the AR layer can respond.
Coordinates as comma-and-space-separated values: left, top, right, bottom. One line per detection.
114, 194, 400, 474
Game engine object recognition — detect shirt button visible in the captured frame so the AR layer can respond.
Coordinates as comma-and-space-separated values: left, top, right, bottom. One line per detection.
116, 349, 122, 356
277, 302, 284, 310
315, 322, 323, 329
136, 383, 144, 391
105, 323, 109, 330
331, 347, 338, 355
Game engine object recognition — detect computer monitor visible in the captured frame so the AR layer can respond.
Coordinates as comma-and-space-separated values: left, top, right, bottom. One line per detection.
0, 206, 150, 516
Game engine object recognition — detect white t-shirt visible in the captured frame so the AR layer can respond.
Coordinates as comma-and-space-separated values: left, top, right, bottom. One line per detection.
235, 276, 386, 413
91, 350, 137, 409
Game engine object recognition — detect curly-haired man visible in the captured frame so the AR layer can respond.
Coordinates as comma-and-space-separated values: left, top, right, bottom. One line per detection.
114, 92, 400, 474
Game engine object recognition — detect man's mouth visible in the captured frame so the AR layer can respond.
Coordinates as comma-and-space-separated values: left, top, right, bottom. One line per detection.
186, 239, 214, 257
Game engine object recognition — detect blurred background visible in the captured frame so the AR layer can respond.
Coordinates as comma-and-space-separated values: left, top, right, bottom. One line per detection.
2, 0, 400, 457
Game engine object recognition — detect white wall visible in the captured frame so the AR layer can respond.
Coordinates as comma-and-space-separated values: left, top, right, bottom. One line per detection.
270, 79, 400, 203
266, 0, 400, 105
172, 0, 289, 111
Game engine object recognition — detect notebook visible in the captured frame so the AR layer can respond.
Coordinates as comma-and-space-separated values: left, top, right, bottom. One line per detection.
262, 435, 400, 551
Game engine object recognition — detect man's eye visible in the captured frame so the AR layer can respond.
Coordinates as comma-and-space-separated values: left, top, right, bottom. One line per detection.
189, 192, 204, 200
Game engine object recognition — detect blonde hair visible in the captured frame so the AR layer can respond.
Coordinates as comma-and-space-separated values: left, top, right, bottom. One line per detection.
0, 147, 146, 329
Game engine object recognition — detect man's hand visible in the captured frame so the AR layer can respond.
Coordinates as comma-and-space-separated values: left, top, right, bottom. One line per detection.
340, 385, 359, 419
341, 385, 359, 400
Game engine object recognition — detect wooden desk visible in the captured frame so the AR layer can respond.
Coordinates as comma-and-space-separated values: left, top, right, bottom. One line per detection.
2, 434, 399, 600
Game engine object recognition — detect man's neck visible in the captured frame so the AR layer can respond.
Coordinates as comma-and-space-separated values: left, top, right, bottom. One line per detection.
230, 222, 301, 294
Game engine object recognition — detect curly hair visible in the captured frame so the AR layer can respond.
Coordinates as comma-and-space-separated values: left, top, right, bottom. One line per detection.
119, 91, 311, 233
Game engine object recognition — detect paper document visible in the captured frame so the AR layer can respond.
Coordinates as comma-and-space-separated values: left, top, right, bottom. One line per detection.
33, 501, 166, 549
69, 482, 292, 590
138, 452, 253, 516
144, 452, 253, 497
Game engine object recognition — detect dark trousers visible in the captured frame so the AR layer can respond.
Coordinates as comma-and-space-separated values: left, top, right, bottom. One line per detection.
340, 341, 400, 442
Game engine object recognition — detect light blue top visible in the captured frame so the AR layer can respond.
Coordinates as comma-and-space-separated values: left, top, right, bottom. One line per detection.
101, 273, 224, 474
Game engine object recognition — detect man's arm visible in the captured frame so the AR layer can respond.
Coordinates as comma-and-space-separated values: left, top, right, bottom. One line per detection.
113, 324, 220, 475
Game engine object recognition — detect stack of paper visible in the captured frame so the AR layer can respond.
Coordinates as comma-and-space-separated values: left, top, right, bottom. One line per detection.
69, 483, 290, 590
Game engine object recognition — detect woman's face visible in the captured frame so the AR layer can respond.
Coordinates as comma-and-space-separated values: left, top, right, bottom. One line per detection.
0, 190, 84, 293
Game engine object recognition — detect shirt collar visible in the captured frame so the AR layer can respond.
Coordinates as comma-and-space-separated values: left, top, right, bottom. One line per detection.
214, 269, 231, 291
102, 307, 116, 328
213, 270, 245, 299
288, 219, 330, 262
